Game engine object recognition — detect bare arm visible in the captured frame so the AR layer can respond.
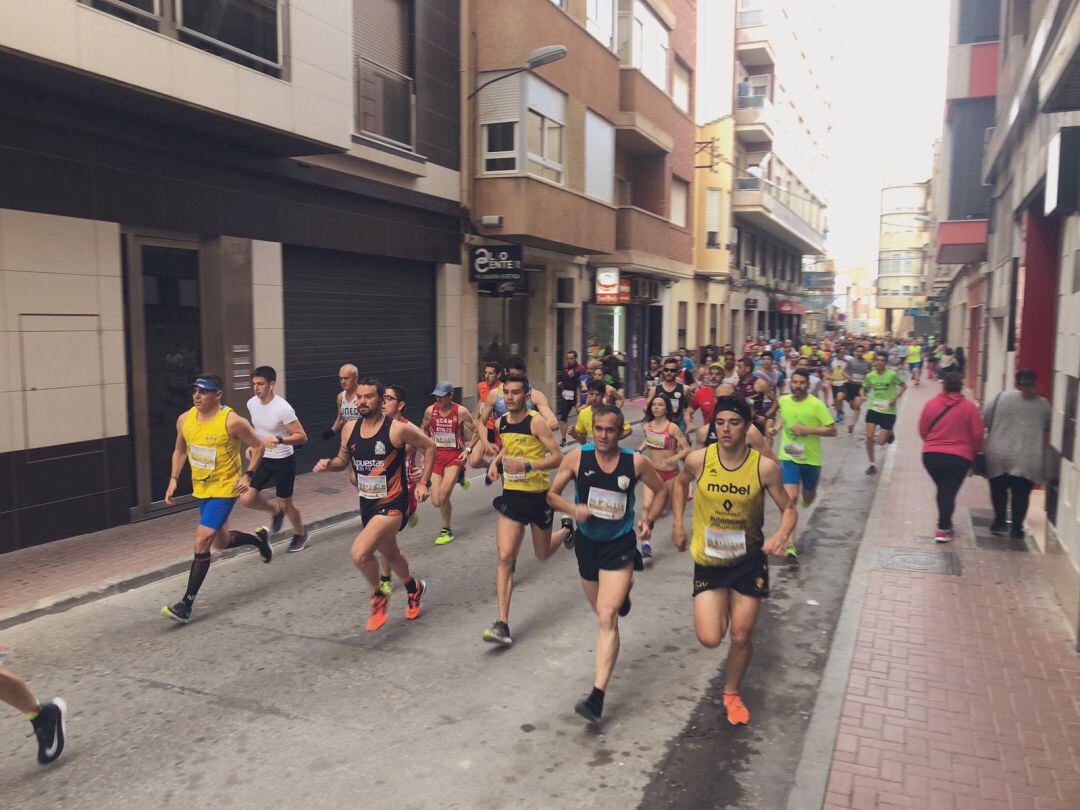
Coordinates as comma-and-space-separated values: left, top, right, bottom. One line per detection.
419, 405, 433, 437
634, 454, 669, 540
228, 412, 265, 470
530, 416, 563, 471
164, 413, 190, 506
263, 417, 307, 450
314, 420, 355, 473
671, 449, 705, 551
546, 449, 588, 521
669, 423, 692, 463
394, 420, 436, 503
610, 386, 625, 409
759, 456, 797, 556
330, 392, 345, 434
530, 388, 559, 433
459, 407, 481, 457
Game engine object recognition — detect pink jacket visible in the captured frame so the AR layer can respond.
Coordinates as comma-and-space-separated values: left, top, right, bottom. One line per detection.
919, 392, 984, 461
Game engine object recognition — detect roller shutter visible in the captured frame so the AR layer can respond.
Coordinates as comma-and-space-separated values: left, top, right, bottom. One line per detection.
282, 246, 436, 469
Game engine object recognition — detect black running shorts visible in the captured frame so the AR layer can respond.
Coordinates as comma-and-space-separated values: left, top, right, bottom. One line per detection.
692, 551, 769, 598
865, 409, 897, 431
574, 532, 644, 582
556, 394, 575, 423
249, 455, 296, 499
493, 490, 554, 529
843, 382, 863, 401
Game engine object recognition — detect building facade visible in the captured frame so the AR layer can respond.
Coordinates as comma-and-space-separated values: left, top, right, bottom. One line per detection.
0, 0, 462, 551
877, 182, 932, 336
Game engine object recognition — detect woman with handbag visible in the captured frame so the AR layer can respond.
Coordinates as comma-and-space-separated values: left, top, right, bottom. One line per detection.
919, 372, 985, 542
983, 369, 1051, 540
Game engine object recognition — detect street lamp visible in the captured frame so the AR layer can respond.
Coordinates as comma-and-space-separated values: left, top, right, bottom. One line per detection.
467, 45, 569, 99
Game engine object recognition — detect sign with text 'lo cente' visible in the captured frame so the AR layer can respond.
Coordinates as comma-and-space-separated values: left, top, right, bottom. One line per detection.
469, 245, 523, 282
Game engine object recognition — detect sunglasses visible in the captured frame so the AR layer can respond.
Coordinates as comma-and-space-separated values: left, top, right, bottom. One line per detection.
663, 368, 678, 373
192, 386, 216, 395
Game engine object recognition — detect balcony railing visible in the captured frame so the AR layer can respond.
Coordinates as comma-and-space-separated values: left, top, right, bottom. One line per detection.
737, 95, 768, 109
737, 9, 765, 26
355, 57, 415, 150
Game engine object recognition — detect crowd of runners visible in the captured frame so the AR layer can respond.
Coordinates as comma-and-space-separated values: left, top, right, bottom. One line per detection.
3, 332, 952, 765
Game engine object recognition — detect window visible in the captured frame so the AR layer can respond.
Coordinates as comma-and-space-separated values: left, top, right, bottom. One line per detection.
678, 301, 688, 346
1062, 375, 1078, 463
672, 61, 690, 112
670, 178, 689, 228
709, 304, 718, 344
527, 111, 564, 183
585, 110, 616, 203
705, 188, 724, 247
354, 0, 414, 147
587, 0, 617, 49
483, 122, 517, 173
618, 0, 669, 91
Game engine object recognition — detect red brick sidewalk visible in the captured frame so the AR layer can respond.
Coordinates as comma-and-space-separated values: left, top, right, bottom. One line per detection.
823, 383, 1080, 810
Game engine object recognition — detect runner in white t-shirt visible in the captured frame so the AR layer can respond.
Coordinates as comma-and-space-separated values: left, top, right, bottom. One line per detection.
242, 366, 310, 552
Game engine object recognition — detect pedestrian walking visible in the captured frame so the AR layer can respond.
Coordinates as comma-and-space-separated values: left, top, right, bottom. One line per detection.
918, 372, 984, 542
983, 369, 1051, 540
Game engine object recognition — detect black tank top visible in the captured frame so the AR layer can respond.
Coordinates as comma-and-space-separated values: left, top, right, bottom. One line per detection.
657, 382, 685, 416
575, 447, 637, 542
346, 415, 407, 509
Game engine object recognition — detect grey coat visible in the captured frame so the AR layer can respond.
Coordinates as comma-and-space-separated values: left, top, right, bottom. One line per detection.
983, 391, 1051, 482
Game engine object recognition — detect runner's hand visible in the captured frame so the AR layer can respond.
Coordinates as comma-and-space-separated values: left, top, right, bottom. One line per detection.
790, 424, 808, 437
233, 477, 249, 495
164, 478, 177, 506
672, 524, 689, 552
486, 460, 500, 482
313, 458, 330, 473
572, 503, 590, 523
245, 446, 256, 462
456, 449, 469, 465
322, 428, 336, 441
415, 483, 430, 504
262, 436, 280, 450
637, 516, 653, 541
762, 532, 786, 556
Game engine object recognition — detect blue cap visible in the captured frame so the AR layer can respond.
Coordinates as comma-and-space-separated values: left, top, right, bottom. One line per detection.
432, 381, 454, 397
193, 376, 223, 392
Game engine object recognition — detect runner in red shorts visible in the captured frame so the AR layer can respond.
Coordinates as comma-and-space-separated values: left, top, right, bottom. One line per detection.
421, 381, 478, 545
636, 393, 690, 557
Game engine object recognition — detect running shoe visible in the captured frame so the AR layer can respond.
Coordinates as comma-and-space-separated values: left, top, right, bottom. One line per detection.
435, 528, 455, 546
561, 517, 576, 549
641, 541, 653, 558
865, 465, 877, 475
785, 545, 799, 562
457, 467, 471, 491
835, 410, 845, 424
31, 698, 67, 765
934, 529, 951, 543
574, 696, 602, 723
287, 533, 308, 553
619, 593, 632, 617
482, 619, 513, 646
407, 512, 419, 529
405, 579, 426, 620
270, 509, 285, 535
379, 577, 393, 597
1010, 529, 1025, 541
723, 692, 750, 726
162, 601, 191, 624
367, 592, 390, 631
254, 527, 273, 563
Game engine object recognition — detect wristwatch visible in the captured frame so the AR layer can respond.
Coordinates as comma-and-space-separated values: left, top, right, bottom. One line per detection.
423, 479, 432, 488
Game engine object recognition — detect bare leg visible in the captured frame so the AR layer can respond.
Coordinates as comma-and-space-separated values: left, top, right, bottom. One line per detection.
724, 592, 762, 693
693, 587, 731, 649
378, 555, 392, 578
239, 488, 277, 517
865, 423, 877, 465
350, 516, 403, 591
591, 567, 633, 691
0, 669, 38, 715
495, 516, 525, 623
279, 497, 304, 534
531, 522, 569, 560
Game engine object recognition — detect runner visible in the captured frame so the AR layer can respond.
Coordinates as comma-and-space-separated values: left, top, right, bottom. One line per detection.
648, 356, 690, 433
471, 355, 560, 468
906, 339, 923, 386
547, 405, 669, 723
162, 375, 273, 624
571, 380, 633, 445
473, 362, 502, 466
313, 377, 436, 631
686, 363, 721, 432
557, 351, 586, 446
325, 364, 360, 440
241, 366, 310, 553
382, 383, 423, 594
420, 381, 478, 545
590, 365, 625, 407
843, 350, 870, 434
695, 384, 776, 462
863, 352, 907, 475
671, 396, 797, 726
827, 352, 849, 422
637, 394, 691, 556
482, 373, 573, 646
0, 655, 66, 765
770, 369, 837, 560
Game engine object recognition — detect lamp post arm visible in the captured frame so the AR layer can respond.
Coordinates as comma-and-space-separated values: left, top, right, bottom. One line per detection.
468, 67, 529, 100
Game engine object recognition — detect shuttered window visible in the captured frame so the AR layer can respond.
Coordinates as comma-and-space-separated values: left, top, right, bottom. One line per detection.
478, 71, 523, 175
354, 0, 409, 74
705, 188, 724, 247
353, 0, 414, 147
670, 177, 689, 228
585, 110, 615, 203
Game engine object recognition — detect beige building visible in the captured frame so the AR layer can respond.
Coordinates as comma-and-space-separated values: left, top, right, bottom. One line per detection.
876, 182, 932, 336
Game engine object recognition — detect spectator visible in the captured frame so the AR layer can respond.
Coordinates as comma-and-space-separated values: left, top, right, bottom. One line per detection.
919, 372, 984, 543
937, 346, 957, 375
983, 369, 1051, 540
953, 347, 966, 378
599, 345, 626, 390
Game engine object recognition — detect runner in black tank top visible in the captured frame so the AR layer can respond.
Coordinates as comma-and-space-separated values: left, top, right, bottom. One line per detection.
347, 414, 410, 526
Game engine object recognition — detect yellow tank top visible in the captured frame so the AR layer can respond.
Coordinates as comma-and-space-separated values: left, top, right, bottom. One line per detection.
498, 411, 550, 492
691, 446, 765, 567
182, 406, 243, 499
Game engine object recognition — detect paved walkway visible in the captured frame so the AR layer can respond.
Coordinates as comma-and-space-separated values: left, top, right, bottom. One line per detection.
821, 382, 1080, 810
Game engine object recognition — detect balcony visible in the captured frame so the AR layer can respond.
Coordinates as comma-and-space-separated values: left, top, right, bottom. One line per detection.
946, 41, 999, 102
736, 10, 776, 66
355, 58, 415, 150
616, 68, 678, 153
935, 219, 988, 264
597, 206, 693, 280
732, 178, 826, 255
734, 96, 774, 144
475, 176, 616, 255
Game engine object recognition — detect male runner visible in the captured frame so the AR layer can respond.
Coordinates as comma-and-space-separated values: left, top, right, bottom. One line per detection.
379, 383, 422, 591
827, 352, 849, 422
863, 352, 906, 474
672, 396, 797, 726
471, 356, 560, 468
0, 657, 66, 765
647, 357, 689, 432
547, 405, 669, 723
571, 380, 633, 444
162, 375, 273, 623
695, 384, 775, 462
906, 339, 923, 386
420, 381, 477, 545
686, 364, 721, 431
556, 351, 586, 446
843, 351, 869, 434
590, 365, 626, 407
326, 364, 360, 439
314, 377, 436, 630
242, 366, 310, 553
482, 373, 573, 646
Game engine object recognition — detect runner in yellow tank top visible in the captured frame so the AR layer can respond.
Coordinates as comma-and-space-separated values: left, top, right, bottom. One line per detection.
160, 374, 272, 625
673, 395, 797, 727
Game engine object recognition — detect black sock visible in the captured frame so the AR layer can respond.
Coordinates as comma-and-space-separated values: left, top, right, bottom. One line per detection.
183, 552, 212, 606
227, 530, 261, 549
404, 577, 418, 595
379, 574, 392, 583
586, 687, 605, 717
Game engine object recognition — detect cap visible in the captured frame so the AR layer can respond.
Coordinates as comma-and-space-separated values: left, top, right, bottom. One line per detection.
709, 362, 723, 368
193, 376, 223, 392
431, 380, 454, 397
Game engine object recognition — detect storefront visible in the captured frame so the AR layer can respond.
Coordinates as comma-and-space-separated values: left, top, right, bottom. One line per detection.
777, 299, 806, 340
472, 244, 532, 378
585, 268, 662, 397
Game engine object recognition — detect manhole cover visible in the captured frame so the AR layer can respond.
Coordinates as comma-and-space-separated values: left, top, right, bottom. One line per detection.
973, 534, 1029, 552
316, 487, 342, 495
878, 548, 961, 576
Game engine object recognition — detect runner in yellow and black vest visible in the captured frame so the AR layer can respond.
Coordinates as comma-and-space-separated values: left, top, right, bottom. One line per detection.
673, 394, 797, 727
161, 374, 272, 625
481, 373, 574, 647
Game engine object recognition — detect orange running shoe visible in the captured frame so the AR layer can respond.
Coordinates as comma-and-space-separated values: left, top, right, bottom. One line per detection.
405, 579, 426, 620
366, 592, 389, 631
723, 692, 750, 725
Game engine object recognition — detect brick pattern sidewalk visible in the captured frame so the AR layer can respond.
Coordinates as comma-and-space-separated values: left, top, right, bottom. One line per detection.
824, 384, 1080, 810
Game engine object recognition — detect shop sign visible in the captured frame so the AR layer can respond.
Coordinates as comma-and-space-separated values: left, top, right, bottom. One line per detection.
469, 245, 523, 282
596, 268, 621, 304
777, 299, 807, 315
745, 298, 758, 310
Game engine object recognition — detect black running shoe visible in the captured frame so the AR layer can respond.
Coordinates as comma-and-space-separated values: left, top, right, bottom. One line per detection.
31, 699, 67, 765
287, 533, 309, 553
574, 696, 602, 723
482, 619, 513, 646
255, 527, 273, 563
619, 594, 632, 617
270, 509, 285, 535
161, 601, 191, 624
561, 517, 576, 549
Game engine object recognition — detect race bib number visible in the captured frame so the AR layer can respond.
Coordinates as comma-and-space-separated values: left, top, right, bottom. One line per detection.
433, 431, 456, 449
872, 399, 890, 411
357, 475, 388, 500
704, 528, 747, 561
562, 389, 575, 401
783, 441, 806, 460
645, 430, 667, 450
503, 460, 527, 483
189, 444, 217, 474
587, 487, 627, 520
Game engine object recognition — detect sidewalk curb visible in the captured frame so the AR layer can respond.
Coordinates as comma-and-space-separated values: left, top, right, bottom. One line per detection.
0, 510, 360, 632
785, 442, 898, 810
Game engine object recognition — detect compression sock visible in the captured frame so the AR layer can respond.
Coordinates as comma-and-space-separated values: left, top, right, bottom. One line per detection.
183, 552, 212, 606
404, 578, 418, 595
24, 702, 41, 721
226, 531, 260, 549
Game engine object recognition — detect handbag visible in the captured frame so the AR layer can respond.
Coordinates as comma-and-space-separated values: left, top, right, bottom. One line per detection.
973, 393, 1001, 477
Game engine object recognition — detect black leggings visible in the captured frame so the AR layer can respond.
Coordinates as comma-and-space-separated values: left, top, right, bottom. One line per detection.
989, 474, 1034, 529
922, 452, 971, 531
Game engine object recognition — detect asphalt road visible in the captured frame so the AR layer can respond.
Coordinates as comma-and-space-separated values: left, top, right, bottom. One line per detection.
0, 416, 879, 808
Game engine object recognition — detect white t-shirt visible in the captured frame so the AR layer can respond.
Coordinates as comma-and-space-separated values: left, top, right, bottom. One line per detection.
247, 395, 298, 459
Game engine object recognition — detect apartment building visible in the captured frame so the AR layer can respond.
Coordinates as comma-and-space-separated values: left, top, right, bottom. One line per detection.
0, 0, 462, 551
877, 183, 933, 336
802, 258, 837, 335
727, 0, 830, 346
